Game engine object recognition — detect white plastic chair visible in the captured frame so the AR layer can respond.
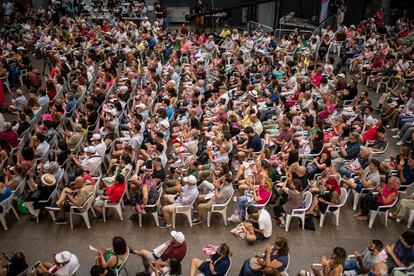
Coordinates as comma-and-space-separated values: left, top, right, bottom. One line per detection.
319, 188, 348, 227
172, 194, 199, 228
69, 193, 95, 229
285, 191, 312, 231
352, 184, 378, 211
207, 189, 234, 227
103, 186, 126, 222
368, 196, 399, 228
138, 187, 163, 227
0, 192, 19, 230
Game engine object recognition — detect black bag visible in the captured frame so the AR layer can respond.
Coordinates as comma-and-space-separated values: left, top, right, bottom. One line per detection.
304, 216, 316, 231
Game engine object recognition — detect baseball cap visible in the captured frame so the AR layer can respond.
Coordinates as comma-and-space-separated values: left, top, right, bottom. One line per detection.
171, 231, 185, 243
55, 251, 72, 263
84, 146, 96, 154
337, 73, 345, 78
91, 134, 102, 141
183, 175, 197, 184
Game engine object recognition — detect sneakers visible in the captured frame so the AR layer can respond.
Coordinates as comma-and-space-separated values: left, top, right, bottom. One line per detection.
54, 218, 68, 224
227, 214, 241, 223
396, 141, 404, 146
192, 218, 203, 225
392, 135, 400, 139
391, 128, 400, 132
158, 222, 172, 228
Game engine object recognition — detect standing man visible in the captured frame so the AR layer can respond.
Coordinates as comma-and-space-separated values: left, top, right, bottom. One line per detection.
193, 0, 205, 29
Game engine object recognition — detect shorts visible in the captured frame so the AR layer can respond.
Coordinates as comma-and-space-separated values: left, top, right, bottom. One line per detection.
254, 232, 269, 241
94, 196, 105, 207
63, 201, 72, 212
354, 179, 364, 193
198, 200, 213, 211
165, 194, 178, 211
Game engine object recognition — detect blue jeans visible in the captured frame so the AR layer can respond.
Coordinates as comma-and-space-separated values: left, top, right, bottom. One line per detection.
344, 258, 361, 274
236, 196, 254, 219
338, 165, 352, 178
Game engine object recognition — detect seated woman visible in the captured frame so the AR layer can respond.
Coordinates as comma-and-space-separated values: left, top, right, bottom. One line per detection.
239, 237, 289, 275
303, 247, 346, 276
149, 258, 182, 276
306, 150, 332, 180
227, 176, 272, 223
306, 177, 341, 216
0, 251, 28, 276
129, 168, 159, 220
273, 175, 304, 228
189, 243, 231, 276
16, 146, 35, 173
355, 176, 400, 221
24, 173, 56, 220
95, 236, 128, 272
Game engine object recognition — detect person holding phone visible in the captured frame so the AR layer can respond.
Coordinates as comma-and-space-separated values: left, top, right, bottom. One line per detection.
189, 243, 231, 276
33, 251, 79, 276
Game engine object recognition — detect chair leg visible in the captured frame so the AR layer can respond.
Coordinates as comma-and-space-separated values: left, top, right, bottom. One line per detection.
11, 206, 19, 220
368, 211, 377, 228
301, 215, 305, 230
207, 211, 211, 228
384, 211, 389, 226
285, 215, 292, 232
0, 215, 8, 230
83, 213, 91, 229
353, 193, 361, 211
223, 209, 228, 226
319, 213, 326, 227
91, 208, 96, 218
138, 213, 142, 227
335, 211, 340, 226
172, 211, 176, 228
103, 206, 106, 222
116, 206, 123, 221
408, 211, 414, 228
70, 212, 74, 229
152, 212, 159, 227
187, 210, 192, 227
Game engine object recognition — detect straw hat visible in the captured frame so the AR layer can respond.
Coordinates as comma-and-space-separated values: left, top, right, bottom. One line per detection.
41, 174, 56, 186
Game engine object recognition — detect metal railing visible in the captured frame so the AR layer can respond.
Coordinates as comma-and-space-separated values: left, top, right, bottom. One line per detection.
274, 28, 313, 40
246, 21, 274, 34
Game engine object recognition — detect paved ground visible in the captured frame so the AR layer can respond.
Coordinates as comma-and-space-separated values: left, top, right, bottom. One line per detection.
0, 54, 409, 275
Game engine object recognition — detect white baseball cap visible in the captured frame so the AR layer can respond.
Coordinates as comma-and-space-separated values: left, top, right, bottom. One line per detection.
337, 73, 345, 78
183, 175, 197, 184
55, 251, 72, 263
91, 134, 102, 141
84, 146, 96, 154
171, 231, 185, 243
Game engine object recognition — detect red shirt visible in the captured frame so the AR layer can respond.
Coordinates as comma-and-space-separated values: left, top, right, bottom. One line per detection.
0, 129, 18, 148
161, 241, 187, 262
256, 185, 271, 204
83, 173, 94, 186
362, 126, 378, 143
105, 181, 126, 203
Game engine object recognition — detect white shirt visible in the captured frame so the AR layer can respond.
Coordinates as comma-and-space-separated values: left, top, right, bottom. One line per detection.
36, 141, 50, 158
258, 209, 272, 238
81, 155, 101, 174
54, 253, 80, 276
95, 142, 107, 158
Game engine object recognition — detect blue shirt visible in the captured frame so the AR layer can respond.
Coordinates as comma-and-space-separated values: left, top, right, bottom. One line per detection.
66, 99, 77, 112
0, 187, 12, 213
388, 240, 414, 270
198, 254, 230, 276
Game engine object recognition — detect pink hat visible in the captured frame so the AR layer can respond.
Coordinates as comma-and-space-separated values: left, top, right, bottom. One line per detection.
42, 114, 52, 121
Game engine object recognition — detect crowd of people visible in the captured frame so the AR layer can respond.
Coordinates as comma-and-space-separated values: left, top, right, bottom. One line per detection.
0, 0, 414, 275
